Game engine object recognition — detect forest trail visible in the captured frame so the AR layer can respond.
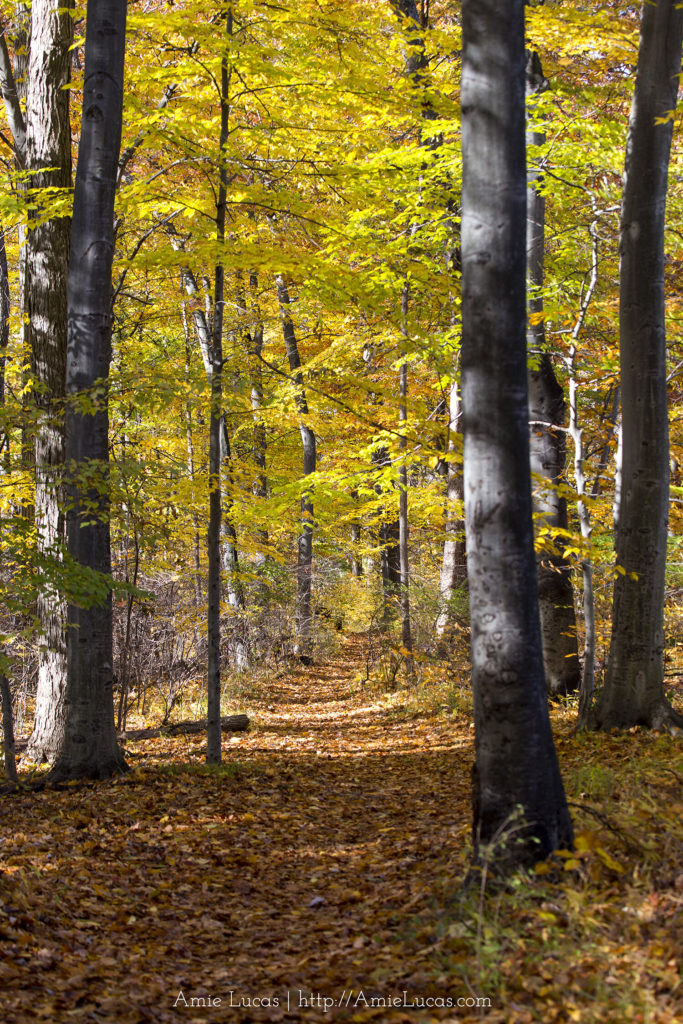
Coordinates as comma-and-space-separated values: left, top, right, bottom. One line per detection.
0, 635, 485, 1024
3, 638, 682, 1024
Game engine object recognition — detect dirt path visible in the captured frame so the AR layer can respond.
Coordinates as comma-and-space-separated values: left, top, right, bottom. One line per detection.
0, 637, 492, 1024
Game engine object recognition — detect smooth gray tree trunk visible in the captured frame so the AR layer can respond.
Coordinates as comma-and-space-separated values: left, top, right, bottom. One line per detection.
461, 0, 572, 872
589, 0, 683, 732
49, 0, 128, 782
526, 51, 580, 698
276, 275, 316, 646
23, 0, 74, 763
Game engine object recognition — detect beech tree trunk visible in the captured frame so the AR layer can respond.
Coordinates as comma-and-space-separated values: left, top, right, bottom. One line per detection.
589, 0, 683, 732
461, 0, 572, 871
49, 0, 128, 782
276, 275, 316, 646
526, 51, 580, 698
23, 0, 74, 763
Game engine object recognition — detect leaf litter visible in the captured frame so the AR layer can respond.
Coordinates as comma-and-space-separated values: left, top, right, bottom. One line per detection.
0, 634, 681, 1023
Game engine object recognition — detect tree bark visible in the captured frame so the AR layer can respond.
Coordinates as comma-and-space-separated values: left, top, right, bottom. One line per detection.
398, 287, 414, 680
461, 0, 572, 872
207, 13, 233, 763
589, 0, 683, 732
525, 50, 580, 698
0, 673, 18, 784
435, 377, 466, 639
48, 0, 128, 782
0, 230, 10, 465
372, 446, 401, 624
276, 274, 316, 646
23, 0, 74, 763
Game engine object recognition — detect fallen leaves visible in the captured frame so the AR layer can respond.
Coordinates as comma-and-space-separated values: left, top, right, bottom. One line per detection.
0, 636, 681, 1022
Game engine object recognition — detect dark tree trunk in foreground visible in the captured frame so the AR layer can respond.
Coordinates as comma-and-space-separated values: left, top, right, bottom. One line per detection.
277, 275, 316, 646
526, 50, 580, 698
49, 0, 128, 782
461, 0, 572, 871
589, 0, 683, 732
23, 0, 74, 762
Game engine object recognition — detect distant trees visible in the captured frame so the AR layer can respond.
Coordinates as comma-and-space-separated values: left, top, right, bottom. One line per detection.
460, 0, 572, 869
587, 0, 683, 732
0, 0, 678, 787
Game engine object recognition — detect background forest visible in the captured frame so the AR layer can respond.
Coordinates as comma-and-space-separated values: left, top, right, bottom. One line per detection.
0, 0, 682, 1020
1, 0, 681, 748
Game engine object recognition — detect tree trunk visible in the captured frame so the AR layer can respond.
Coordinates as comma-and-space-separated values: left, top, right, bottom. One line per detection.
435, 378, 466, 640
207, 14, 233, 763
49, 0, 128, 782
372, 445, 401, 625
182, 303, 203, 607
589, 0, 683, 732
461, 0, 572, 872
526, 50, 580, 699
276, 275, 316, 646
23, 0, 73, 763
398, 295, 414, 680
1, 673, 18, 784
248, 291, 269, 563
0, 230, 10, 465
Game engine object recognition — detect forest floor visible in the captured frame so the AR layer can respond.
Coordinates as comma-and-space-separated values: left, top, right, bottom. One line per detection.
0, 633, 682, 1024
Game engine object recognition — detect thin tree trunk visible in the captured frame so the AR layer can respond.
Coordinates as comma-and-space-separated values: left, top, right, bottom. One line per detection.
350, 494, 363, 577
0, 673, 18, 784
399, 286, 414, 680
461, 0, 572, 872
49, 0, 128, 782
526, 50, 580, 698
589, 0, 683, 732
207, 10, 233, 763
276, 274, 316, 647
182, 302, 203, 607
23, 0, 74, 763
372, 446, 401, 625
435, 377, 466, 639
0, 229, 10, 465
565, 217, 599, 724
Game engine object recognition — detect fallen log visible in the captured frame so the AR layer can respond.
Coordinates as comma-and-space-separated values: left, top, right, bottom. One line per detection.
118, 714, 250, 742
